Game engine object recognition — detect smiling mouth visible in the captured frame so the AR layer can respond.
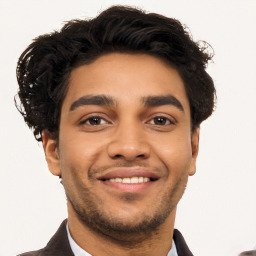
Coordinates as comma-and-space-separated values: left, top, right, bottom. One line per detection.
101, 177, 158, 184
97, 168, 160, 192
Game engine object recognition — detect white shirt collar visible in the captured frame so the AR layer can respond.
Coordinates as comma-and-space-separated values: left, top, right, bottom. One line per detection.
66, 223, 91, 256
168, 239, 178, 256
66, 223, 178, 256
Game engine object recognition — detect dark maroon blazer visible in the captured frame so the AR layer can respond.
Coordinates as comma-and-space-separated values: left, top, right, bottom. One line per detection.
18, 220, 193, 256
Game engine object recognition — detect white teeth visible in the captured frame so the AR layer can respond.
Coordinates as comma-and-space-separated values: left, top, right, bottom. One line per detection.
116, 178, 122, 182
138, 177, 144, 183
131, 177, 138, 183
143, 177, 150, 182
122, 178, 131, 183
107, 177, 151, 183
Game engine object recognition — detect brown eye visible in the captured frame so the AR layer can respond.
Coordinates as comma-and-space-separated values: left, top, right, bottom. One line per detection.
81, 117, 107, 126
88, 117, 101, 125
148, 116, 173, 126
153, 117, 168, 125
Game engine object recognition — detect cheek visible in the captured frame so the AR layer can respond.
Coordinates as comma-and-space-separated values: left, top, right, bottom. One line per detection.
58, 132, 105, 174
152, 134, 192, 173
58, 137, 102, 194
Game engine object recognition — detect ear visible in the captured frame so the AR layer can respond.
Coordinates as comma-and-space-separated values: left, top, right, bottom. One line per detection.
188, 127, 200, 176
42, 130, 61, 176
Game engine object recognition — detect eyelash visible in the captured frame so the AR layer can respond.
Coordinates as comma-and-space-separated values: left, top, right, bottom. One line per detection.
79, 116, 109, 126
147, 116, 175, 126
79, 115, 174, 127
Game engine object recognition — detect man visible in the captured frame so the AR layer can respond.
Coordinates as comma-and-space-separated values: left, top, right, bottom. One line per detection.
16, 5, 215, 256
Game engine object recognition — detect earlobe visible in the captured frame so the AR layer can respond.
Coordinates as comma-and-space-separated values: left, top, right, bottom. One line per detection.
42, 130, 61, 176
189, 127, 200, 176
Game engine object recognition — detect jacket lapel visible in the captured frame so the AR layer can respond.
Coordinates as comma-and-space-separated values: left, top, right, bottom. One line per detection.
42, 219, 74, 256
173, 229, 193, 256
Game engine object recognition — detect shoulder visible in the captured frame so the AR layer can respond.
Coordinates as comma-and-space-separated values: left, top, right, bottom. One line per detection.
17, 220, 74, 256
239, 251, 256, 256
17, 249, 44, 256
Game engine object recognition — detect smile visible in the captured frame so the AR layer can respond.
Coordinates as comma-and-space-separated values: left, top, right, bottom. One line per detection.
96, 168, 160, 193
105, 177, 151, 183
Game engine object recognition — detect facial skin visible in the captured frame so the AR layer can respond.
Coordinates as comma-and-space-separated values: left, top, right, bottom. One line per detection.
43, 53, 199, 255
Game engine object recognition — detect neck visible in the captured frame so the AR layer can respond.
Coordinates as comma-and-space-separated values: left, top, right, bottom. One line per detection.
67, 202, 176, 256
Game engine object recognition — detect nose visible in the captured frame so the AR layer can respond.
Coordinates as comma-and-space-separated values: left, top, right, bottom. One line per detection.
107, 122, 150, 161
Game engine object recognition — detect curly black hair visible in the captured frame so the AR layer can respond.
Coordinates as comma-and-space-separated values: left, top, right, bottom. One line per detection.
16, 5, 215, 141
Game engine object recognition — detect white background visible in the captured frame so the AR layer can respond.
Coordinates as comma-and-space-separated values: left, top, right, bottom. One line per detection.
0, 0, 255, 255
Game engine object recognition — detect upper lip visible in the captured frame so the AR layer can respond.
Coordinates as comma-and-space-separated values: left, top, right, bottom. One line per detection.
97, 167, 160, 181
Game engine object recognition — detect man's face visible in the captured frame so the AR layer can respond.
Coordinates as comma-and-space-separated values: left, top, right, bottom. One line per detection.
44, 53, 199, 235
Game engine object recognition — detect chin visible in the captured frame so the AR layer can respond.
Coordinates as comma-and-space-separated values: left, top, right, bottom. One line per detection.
68, 193, 177, 238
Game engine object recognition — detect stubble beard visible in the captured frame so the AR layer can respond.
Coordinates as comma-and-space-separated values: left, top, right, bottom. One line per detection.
65, 170, 188, 243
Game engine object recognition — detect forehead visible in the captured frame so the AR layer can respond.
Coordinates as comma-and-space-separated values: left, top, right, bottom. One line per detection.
62, 53, 189, 112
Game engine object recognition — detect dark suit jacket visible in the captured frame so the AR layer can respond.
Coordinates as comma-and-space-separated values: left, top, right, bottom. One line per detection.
239, 251, 256, 256
18, 220, 193, 256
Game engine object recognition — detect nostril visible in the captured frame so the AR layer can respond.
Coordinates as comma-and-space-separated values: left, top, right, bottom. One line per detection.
108, 142, 150, 161
114, 154, 122, 158
113, 153, 145, 159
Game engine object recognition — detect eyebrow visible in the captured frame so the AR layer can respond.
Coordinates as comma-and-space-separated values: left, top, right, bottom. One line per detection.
70, 94, 115, 111
142, 95, 184, 112
69, 94, 184, 112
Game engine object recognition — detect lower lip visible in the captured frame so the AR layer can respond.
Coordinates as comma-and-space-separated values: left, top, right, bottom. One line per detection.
99, 180, 156, 193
